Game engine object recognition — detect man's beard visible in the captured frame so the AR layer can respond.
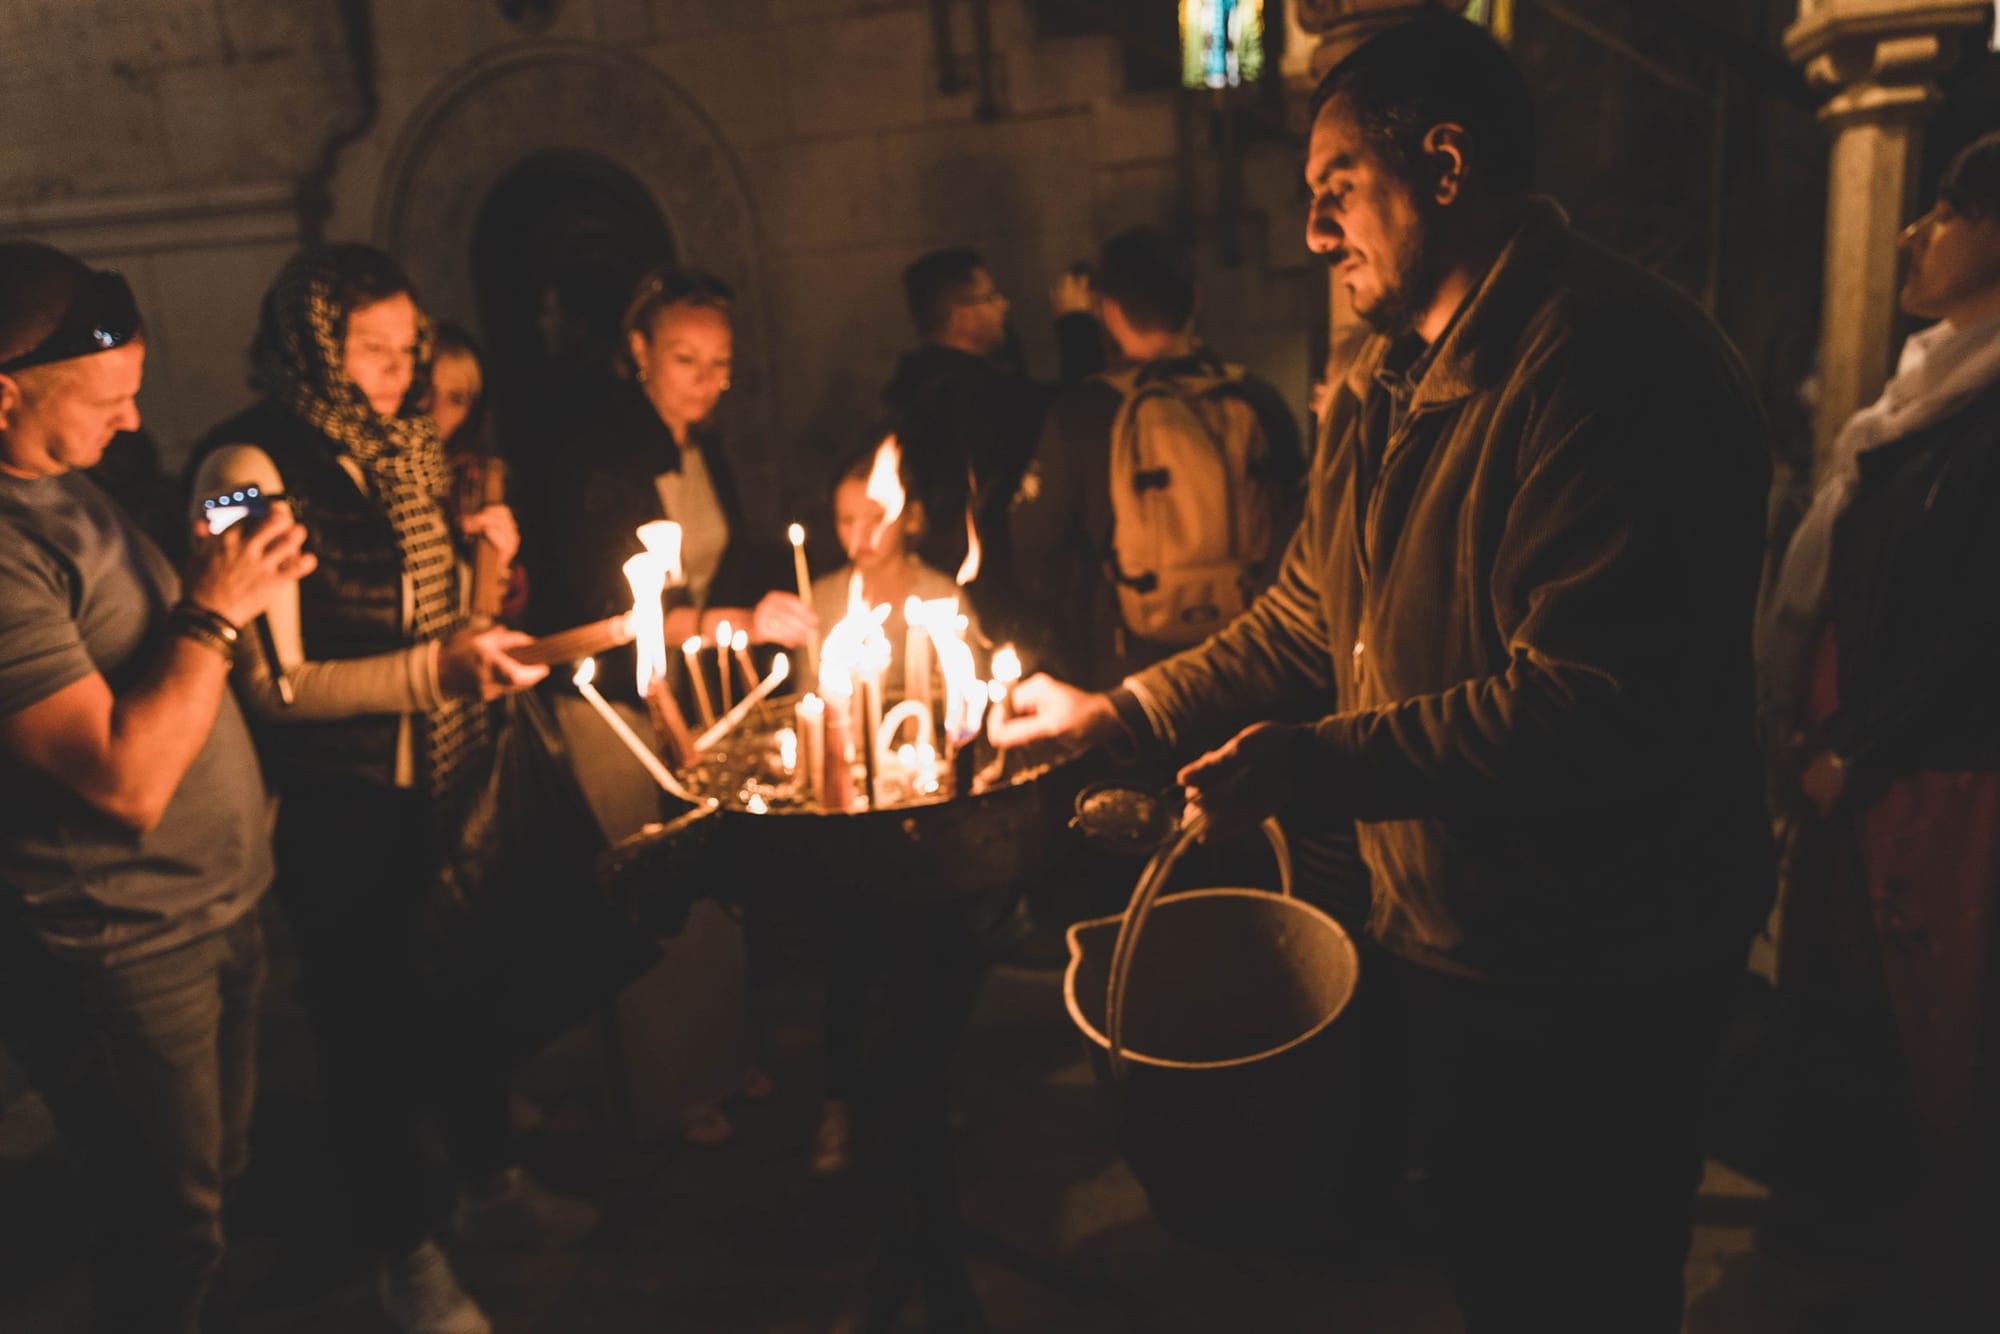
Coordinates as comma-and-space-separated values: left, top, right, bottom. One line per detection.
1349, 215, 1441, 339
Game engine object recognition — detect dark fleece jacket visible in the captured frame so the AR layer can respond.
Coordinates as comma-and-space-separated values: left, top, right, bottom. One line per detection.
1122, 200, 1776, 983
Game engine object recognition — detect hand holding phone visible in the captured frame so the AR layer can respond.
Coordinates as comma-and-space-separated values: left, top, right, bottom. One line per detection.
201, 485, 275, 535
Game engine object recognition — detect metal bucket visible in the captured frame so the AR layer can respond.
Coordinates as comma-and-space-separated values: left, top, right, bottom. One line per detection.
1063, 815, 1362, 1251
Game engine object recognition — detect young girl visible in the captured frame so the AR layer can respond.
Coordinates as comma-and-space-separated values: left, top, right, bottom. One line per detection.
810, 450, 973, 691
806, 449, 978, 1180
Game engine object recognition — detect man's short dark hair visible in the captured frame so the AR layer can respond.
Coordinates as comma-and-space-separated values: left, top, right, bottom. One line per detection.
1940, 130, 2000, 221
0, 242, 92, 367
1096, 226, 1196, 334
903, 247, 986, 338
1308, 14, 1535, 198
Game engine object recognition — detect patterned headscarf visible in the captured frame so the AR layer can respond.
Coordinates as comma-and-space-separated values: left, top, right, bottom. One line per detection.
250, 246, 486, 800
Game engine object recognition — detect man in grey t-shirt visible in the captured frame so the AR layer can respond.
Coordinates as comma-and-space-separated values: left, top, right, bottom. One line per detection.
0, 242, 312, 1334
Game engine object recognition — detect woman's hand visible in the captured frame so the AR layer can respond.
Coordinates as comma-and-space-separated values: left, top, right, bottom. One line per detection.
748, 591, 818, 648
987, 674, 1123, 751
1177, 722, 1307, 839
438, 625, 547, 700
461, 504, 520, 567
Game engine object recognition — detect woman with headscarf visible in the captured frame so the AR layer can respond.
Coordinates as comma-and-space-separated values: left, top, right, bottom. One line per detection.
190, 245, 591, 1334
1757, 132, 2000, 1305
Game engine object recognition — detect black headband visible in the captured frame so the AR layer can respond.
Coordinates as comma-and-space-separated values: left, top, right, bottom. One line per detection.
0, 269, 142, 375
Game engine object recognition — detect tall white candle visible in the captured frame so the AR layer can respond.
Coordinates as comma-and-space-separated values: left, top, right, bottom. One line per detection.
797, 693, 827, 807
714, 619, 735, 714
681, 636, 716, 726
573, 659, 677, 793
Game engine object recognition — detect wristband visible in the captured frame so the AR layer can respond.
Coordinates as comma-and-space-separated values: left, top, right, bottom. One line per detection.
171, 601, 241, 648
172, 618, 236, 660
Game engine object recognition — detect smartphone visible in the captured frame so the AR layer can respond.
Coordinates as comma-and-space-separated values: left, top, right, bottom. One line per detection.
201, 486, 273, 535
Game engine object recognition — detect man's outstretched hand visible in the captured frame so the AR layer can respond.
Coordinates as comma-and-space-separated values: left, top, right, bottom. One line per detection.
1177, 721, 1307, 838
987, 673, 1125, 752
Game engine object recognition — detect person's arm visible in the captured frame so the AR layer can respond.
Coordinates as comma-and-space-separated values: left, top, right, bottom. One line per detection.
194, 445, 443, 720
994, 446, 1339, 756
0, 513, 312, 833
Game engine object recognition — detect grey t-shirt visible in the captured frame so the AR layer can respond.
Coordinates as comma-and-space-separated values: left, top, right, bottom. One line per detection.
0, 470, 271, 963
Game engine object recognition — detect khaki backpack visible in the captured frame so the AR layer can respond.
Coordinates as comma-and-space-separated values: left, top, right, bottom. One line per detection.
1103, 359, 1276, 646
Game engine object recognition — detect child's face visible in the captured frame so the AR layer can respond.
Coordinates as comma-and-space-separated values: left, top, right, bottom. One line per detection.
835, 477, 904, 571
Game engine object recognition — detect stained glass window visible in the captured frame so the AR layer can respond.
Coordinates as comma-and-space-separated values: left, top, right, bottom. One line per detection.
1180, 0, 1265, 91
1462, 0, 1516, 44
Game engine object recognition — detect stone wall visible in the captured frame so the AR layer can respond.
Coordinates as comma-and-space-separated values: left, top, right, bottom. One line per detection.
0, 0, 1317, 540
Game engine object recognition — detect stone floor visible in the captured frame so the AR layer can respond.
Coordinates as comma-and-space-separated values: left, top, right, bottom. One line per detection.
0, 909, 1890, 1334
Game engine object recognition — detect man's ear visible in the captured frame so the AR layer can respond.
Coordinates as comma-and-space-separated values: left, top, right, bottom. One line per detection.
1423, 123, 1471, 206
0, 373, 21, 433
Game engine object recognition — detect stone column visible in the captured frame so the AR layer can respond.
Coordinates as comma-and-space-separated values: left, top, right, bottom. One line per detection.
1785, 0, 1991, 477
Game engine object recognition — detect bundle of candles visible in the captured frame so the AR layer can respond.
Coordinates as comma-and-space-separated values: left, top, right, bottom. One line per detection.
556, 438, 1023, 817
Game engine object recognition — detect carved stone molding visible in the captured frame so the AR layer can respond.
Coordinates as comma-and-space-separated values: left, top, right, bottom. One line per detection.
1787, 0, 1989, 116
0, 183, 297, 258
1784, 0, 1989, 472
372, 39, 775, 450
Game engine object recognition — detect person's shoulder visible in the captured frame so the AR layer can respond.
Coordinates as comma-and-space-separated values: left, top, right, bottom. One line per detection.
909, 561, 961, 600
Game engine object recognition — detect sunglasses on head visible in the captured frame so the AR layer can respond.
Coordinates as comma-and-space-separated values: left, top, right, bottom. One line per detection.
0, 270, 142, 375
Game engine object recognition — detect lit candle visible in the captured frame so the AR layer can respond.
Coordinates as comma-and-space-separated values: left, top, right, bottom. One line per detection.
694, 654, 792, 751
819, 688, 857, 812
797, 694, 827, 806
989, 643, 1021, 727
681, 636, 716, 727
573, 659, 677, 793
789, 522, 820, 681
714, 619, 735, 714
903, 596, 932, 714
776, 727, 798, 776
731, 629, 756, 697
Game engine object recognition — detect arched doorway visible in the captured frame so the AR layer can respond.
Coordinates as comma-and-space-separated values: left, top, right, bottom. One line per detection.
469, 149, 675, 563
371, 38, 777, 543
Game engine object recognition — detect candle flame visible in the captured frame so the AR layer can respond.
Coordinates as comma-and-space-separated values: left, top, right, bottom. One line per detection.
819, 572, 892, 702
907, 596, 986, 746
622, 545, 671, 695
954, 506, 980, 585
731, 629, 748, 652
682, 636, 703, 656
865, 435, 905, 538
788, 522, 805, 547
715, 618, 732, 649
637, 520, 683, 585
574, 657, 597, 688
991, 643, 1021, 685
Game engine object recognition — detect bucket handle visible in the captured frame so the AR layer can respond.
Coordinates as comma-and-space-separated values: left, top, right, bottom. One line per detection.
1103, 813, 1293, 1073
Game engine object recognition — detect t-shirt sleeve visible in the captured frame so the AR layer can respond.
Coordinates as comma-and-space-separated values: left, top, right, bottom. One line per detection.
0, 534, 97, 717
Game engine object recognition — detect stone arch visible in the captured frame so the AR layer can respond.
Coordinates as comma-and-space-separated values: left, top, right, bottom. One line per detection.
373, 39, 777, 481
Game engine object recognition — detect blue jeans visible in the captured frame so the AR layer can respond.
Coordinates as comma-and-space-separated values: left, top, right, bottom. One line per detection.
1, 910, 265, 1334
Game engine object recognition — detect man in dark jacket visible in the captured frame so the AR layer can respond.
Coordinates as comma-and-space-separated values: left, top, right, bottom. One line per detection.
993, 17, 1773, 1333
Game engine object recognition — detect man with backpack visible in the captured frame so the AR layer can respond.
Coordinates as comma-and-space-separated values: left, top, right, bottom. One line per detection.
1012, 226, 1305, 689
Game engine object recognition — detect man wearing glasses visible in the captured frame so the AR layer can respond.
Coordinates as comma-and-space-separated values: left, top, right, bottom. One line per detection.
0, 242, 311, 1333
